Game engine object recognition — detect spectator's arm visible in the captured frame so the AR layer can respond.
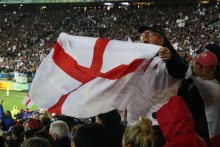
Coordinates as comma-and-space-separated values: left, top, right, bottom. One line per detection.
165, 48, 188, 79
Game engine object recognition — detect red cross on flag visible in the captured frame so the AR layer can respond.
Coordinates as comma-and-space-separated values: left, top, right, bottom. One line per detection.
22, 94, 33, 109
29, 33, 160, 118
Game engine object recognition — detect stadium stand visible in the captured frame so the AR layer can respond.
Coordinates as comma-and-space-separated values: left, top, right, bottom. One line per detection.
0, 1, 220, 80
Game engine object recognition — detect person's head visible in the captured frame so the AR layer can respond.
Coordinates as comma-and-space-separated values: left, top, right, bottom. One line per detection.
25, 118, 43, 131
39, 116, 51, 127
5, 110, 12, 117
122, 116, 154, 147
34, 131, 55, 147
138, 26, 165, 46
193, 51, 218, 80
138, 25, 174, 51
72, 123, 111, 147
22, 137, 52, 147
57, 115, 79, 131
20, 128, 39, 143
197, 44, 220, 66
19, 109, 24, 113
96, 109, 121, 126
97, 110, 125, 147
49, 120, 69, 140
10, 125, 24, 140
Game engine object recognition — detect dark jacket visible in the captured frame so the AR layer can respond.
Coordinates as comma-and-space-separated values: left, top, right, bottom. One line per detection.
178, 78, 210, 146
98, 110, 125, 147
0, 104, 15, 131
163, 36, 188, 79
55, 136, 71, 147
6, 139, 21, 147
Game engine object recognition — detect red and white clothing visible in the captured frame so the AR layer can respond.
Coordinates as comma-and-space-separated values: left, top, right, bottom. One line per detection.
157, 96, 207, 147
127, 56, 182, 125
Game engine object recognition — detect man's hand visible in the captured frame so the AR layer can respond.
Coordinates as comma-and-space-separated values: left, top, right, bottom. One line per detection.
158, 47, 172, 61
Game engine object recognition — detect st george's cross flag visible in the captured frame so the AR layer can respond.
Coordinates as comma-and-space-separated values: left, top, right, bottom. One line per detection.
29, 32, 161, 118
22, 94, 34, 109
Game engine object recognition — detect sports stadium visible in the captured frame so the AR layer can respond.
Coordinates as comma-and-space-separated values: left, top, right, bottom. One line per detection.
0, 0, 220, 146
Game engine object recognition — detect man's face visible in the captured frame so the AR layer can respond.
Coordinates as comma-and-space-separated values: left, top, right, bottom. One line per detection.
140, 30, 164, 46
193, 62, 214, 79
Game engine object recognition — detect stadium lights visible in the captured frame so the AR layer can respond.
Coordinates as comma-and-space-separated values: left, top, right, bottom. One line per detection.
104, 3, 113, 6
121, 2, 130, 6
200, 0, 209, 3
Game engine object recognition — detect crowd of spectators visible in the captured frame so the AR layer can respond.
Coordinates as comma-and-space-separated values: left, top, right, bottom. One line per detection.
0, 104, 156, 147
0, 3, 220, 80
0, 3, 220, 147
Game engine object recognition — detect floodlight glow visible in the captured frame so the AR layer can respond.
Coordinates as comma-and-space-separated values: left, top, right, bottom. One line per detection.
104, 3, 113, 6
121, 2, 130, 5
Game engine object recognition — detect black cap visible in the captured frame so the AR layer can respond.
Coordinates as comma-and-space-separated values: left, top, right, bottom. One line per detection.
138, 25, 165, 37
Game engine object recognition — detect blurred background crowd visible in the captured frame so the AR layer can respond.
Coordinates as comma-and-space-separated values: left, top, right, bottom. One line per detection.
0, 1, 220, 146
0, 2, 220, 80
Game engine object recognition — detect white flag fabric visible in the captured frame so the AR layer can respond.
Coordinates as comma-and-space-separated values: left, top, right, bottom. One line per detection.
29, 32, 160, 118
22, 94, 33, 109
192, 76, 220, 139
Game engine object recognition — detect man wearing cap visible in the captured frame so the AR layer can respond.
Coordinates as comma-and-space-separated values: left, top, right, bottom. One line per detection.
196, 43, 220, 82
178, 51, 220, 146
126, 26, 188, 146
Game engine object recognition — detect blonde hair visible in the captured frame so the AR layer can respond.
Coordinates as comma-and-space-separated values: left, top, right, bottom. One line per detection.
123, 116, 154, 147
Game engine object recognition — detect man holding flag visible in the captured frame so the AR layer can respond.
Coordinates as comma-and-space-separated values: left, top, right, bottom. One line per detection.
29, 31, 162, 118
126, 25, 187, 146
29, 26, 187, 146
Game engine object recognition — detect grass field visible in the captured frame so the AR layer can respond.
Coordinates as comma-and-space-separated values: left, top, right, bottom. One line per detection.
0, 90, 39, 111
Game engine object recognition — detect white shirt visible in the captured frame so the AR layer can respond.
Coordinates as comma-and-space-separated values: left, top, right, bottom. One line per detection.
127, 57, 181, 125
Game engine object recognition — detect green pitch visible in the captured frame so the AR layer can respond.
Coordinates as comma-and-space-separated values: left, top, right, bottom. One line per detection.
0, 90, 38, 112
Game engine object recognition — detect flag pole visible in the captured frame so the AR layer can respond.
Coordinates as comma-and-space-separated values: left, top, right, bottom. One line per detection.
6, 83, 9, 96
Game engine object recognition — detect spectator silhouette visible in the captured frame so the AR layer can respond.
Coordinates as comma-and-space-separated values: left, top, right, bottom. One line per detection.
49, 120, 71, 147
72, 123, 111, 147
97, 109, 125, 147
